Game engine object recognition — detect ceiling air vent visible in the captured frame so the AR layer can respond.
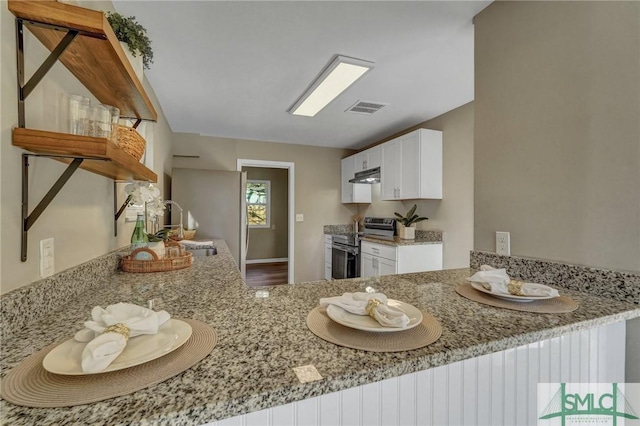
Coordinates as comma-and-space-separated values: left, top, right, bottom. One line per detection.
346, 100, 388, 115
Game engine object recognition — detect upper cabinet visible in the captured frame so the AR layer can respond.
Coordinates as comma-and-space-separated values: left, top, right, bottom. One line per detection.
381, 129, 442, 200
341, 157, 372, 203
353, 145, 381, 172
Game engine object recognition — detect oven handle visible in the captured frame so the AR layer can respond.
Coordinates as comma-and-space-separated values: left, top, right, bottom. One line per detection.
332, 244, 358, 255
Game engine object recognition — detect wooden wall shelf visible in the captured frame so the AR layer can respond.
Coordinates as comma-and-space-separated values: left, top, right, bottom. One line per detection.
13, 128, 157, 182
8, 0, 158, 121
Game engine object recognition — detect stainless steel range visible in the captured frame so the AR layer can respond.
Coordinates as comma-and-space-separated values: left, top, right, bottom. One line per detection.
363, 217, 396, 240
331, 217, 396, 280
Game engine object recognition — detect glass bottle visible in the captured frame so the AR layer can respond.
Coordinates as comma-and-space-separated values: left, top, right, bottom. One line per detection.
131, 213, 149, 250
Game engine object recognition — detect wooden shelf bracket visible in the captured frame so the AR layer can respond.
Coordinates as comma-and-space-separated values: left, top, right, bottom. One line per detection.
21, 153, 107, 261
16, 19, 83, 127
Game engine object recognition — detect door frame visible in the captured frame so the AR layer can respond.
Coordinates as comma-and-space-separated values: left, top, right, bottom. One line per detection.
237, 159, 295, 284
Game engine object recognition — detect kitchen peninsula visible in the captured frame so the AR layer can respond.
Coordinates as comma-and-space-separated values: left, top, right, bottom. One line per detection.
1, 240, 639, 425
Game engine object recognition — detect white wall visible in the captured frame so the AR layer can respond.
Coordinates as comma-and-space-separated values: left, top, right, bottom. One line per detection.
0, 1, 174, 294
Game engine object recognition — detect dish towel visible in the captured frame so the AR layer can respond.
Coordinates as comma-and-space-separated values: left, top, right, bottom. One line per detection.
74, 303, 171, 373
319, 292, 410, 329
180, 240, 213, 246
467, 265, 559, 297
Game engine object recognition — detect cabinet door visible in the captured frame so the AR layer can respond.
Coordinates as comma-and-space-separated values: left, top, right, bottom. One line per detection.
341, 157, 354, 203
399, 131, 421, 199
377, 257, 397, 276
324, 243, 332, 266
416, 129, 443, 199
367, 146, 381, 169
361, 253, 377, 278
381, 139, 401, 200
354, 151, 368, 172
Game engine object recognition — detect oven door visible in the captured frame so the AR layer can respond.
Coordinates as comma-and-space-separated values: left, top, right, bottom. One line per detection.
332, 243, 358, 280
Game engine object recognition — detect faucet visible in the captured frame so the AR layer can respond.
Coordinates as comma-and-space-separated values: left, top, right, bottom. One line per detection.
164, 200, 184, 239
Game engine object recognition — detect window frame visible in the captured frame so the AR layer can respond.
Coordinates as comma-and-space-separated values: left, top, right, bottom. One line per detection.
246, 179, 271, 228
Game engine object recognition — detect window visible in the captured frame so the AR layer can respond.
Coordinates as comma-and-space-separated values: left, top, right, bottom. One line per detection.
246, 180, 270, 227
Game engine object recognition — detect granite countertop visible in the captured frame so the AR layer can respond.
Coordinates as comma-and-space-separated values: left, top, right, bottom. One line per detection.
2, 240, 640, 425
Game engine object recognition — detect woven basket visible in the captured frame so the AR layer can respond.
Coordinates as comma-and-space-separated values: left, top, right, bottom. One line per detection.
117, 125, 146, 161
121, 242, 192, 273
169, 229, 196, 241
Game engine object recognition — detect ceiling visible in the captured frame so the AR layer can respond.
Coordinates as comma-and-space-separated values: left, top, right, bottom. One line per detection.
113, 1, 491, 150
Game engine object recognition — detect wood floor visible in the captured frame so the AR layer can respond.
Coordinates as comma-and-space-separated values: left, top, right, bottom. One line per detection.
245, 262, 288, 286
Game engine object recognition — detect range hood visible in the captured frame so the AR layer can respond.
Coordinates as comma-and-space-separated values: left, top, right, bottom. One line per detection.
349, 166, 380, 184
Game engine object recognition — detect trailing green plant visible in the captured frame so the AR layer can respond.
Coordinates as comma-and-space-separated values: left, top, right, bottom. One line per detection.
394, 204, 428, 227
106, 12, 154, 70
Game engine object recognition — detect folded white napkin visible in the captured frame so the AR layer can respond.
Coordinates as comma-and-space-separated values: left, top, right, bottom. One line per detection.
320, 292, 410, 328
74, 303, 171, 373
467, 265, 559, 297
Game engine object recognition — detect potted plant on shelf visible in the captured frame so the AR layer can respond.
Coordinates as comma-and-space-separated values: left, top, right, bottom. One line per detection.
394, 204, 428, 240
105, 12, 154, 80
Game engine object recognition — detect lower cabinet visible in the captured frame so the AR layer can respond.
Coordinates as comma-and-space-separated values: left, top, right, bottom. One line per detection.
324, 235, 332, 280
360, 241, 443, 278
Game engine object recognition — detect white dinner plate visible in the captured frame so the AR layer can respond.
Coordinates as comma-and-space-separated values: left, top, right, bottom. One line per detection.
326, 299, 423, 332
470, 282, 558, 303
42, 319, 192, 375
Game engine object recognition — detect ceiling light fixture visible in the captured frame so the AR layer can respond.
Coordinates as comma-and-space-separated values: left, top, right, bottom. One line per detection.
289, 55, 374, 117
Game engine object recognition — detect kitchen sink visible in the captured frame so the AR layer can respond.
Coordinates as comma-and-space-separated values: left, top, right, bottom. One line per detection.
186, 247, 217, 257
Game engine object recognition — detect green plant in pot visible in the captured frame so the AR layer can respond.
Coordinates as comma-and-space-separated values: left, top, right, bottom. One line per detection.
394, 204, 428, 240
146, 228, 170, 258
106, 12, 154, 74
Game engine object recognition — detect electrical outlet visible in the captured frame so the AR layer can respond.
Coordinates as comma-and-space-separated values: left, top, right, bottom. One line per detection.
40, 238, 54, 278
296, 214, 304, 222
496, 231, 510, 256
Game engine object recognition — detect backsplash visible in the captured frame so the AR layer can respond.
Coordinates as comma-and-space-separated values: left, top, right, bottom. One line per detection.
0, 249, 126, 339
471, 251, 640, 304
324, 225, 443, 242
324, 224, 357, 235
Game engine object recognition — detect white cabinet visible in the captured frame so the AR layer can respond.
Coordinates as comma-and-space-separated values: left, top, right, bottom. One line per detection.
324, 235, 332, 280
381, 138, 401, 200
360, 240, 443, 278
341, 157, 372, 203
380, 129, 442, 200
354, 146, 381, 172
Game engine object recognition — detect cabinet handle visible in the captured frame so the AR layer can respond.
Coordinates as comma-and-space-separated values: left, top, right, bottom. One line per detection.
364, 160, 367, 169
372, 248, 379, 253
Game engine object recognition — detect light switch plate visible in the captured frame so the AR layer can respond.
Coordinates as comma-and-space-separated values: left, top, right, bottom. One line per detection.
296, 214, 304, 222
40, 238, 54, 278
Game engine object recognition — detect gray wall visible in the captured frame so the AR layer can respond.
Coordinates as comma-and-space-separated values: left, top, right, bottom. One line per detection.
244, 167, 288, 261
474, 0, 640, 381
172, 133, 357, 283
474, 1, 640, 272
357, 102, 475, 269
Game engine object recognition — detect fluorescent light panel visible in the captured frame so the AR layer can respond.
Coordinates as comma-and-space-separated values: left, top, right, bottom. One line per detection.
290, 55, 374, 117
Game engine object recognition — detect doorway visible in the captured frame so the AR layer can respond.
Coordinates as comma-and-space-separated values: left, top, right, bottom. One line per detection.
237, 159, 294, 284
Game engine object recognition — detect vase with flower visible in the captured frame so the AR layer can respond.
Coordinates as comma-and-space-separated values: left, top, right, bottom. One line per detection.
124, 182, 166, 256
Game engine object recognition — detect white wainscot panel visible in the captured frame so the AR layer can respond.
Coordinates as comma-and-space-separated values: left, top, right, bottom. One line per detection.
205, 321, 626, 426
